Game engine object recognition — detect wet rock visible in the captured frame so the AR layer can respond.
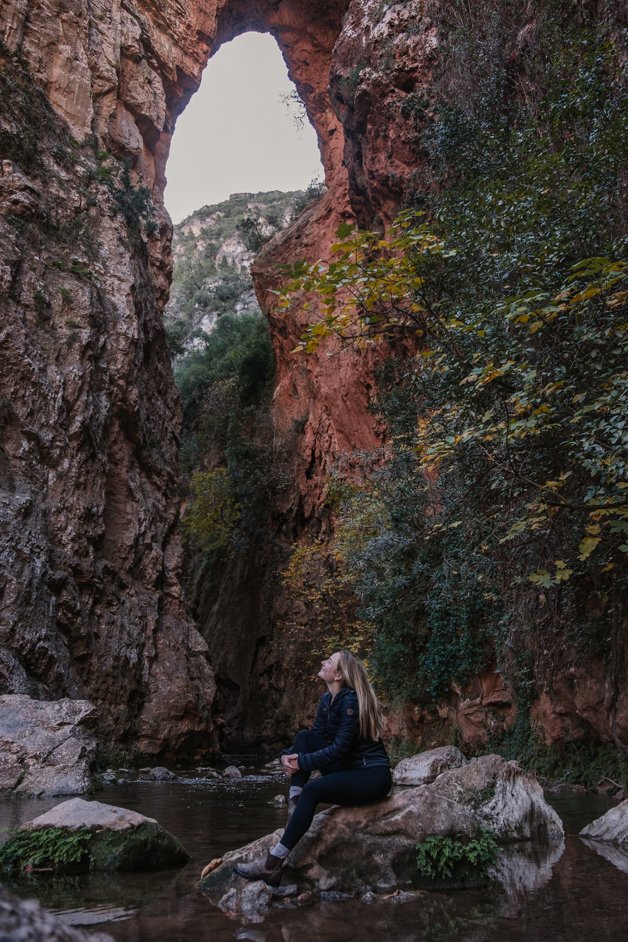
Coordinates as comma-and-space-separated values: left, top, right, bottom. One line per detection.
271, 794, 286, 807
8, 798, 189, 872
580, 798, 628, 847
200, 754, 563, 912
0, 695, 97, 796
0, 881, 114, 941
392, 746, 467, 786
218, 880, 272, 921
139, 766, 177, 782
223, 765, 242, 779
196, 767, 220, 778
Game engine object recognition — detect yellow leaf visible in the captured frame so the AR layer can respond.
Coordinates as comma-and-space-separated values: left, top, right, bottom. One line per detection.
578, 536, 601, 560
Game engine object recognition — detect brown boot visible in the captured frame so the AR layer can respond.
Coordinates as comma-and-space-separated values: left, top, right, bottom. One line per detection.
234, 852, 283, 887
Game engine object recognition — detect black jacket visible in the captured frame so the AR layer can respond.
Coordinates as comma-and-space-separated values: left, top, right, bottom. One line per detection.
297, 687, 390, 773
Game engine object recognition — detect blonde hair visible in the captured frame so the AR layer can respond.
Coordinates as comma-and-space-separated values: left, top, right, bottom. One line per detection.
337, 650, 385, 741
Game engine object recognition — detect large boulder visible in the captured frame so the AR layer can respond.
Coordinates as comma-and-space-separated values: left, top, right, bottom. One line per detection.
0, 882, 113, 942
393, 746, 467, 785
0, 695, 98, 796
200, 754, 563, 912
580, 798, 628, 847
2, 798, 190, 873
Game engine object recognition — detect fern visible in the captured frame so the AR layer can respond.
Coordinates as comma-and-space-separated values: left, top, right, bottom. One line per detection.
0, 827, 93, 873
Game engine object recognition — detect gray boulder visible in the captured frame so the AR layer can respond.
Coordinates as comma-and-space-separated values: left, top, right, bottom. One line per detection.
393, 746, 467, 785
0, 882, 113, 941
200, 754, 563, 912
4, 798, 189, 873
580, 798, 628, 847
0, 694, 98, 796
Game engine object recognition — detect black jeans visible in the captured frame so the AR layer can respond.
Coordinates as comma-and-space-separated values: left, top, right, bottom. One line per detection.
281, 729, 392, 851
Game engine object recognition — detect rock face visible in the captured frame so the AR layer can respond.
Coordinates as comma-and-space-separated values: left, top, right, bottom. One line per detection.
165, 189, 303, 351
9, 798, 190, 872
200, 754, 564, 910
0, 695, 97, 796
0, 0, 355, 755
0, 883, 113, 942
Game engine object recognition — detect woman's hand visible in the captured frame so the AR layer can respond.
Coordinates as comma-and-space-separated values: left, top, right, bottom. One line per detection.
281, 753, 300, 774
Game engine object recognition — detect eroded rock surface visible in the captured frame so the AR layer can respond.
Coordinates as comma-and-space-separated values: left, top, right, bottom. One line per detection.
0, 695, 97, 796
200, 755, 564, 914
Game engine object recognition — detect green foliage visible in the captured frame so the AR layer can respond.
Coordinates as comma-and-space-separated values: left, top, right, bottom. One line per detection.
281, 6, 627, 716
175, 312, 278, 561
291, 179, 327, 216
0, 828, 92, 874
494, 723, 628, 788
112, 162, 157, 237
183, 469, 240, 552
415, 830, 498, 881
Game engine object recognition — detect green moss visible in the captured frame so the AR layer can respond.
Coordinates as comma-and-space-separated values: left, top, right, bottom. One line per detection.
90, 823, 189, 871
0, 824, 189, 876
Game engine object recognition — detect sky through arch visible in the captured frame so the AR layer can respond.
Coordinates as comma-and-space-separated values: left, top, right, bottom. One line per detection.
165, 32, 324, 224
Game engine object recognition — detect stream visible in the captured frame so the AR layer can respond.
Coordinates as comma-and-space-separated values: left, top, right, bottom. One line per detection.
1, 767, 627, 942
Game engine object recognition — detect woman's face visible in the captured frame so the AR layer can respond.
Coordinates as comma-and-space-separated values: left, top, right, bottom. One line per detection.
318, 652, 342, 685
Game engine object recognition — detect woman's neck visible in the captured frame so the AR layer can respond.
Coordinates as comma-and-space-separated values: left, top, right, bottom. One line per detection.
326, 680, 343, 700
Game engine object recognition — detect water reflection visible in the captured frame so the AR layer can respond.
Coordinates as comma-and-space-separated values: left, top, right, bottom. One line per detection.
580, 837, 628, 876
1, 777, 627, 941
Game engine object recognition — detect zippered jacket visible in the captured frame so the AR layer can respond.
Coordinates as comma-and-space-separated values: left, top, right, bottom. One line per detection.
295, 686, 390, 773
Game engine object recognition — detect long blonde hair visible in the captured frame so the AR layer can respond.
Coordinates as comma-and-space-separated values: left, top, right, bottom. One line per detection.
337, 650, 385, 741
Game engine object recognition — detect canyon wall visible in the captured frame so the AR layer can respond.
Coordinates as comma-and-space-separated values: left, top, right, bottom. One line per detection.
1, 0, 624, 756
0, 0, 364, 754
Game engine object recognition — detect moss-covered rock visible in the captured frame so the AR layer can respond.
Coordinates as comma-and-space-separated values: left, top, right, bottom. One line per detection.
0, 799, 189, 875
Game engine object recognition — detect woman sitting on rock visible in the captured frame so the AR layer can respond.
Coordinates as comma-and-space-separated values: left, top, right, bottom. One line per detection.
235, 649, 391, 886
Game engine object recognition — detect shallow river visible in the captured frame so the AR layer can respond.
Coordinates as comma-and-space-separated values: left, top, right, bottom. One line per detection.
1, 770, 627, 942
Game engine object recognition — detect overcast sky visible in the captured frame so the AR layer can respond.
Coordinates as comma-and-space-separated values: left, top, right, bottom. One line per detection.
164, 32, 323, 224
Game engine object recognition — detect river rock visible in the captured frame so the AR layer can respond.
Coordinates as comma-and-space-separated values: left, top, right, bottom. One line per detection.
223, 765, 242, 779
580, 798, 628, 847
139, 766, 177, 782
200, 754, 563, 911
218, 880, 273, 921
0, 882, 113, 941
9, 798, 189, 872
392, 746, 467, 785
0, 695, 97, 796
